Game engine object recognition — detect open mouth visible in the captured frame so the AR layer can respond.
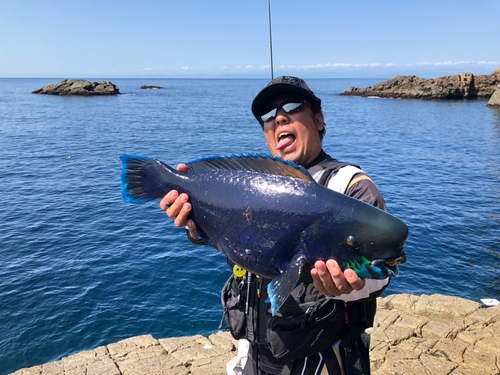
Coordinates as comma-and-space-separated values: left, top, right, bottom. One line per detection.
385, 253, 407, 267
368, 260, 399, 278
369, 252, 407, 278
276, 133, 296, 151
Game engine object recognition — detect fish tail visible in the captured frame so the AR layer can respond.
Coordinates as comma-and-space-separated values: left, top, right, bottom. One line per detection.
120, 155, 175, 203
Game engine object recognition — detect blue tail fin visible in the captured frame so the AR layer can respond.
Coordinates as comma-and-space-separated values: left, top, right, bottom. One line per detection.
120, 155, 159, 203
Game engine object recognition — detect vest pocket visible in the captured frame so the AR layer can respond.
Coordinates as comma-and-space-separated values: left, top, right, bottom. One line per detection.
266, 297, 346, 360
221, 275, 248, 339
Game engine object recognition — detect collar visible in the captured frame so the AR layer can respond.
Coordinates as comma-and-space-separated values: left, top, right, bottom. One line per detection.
304, 150, 332, 170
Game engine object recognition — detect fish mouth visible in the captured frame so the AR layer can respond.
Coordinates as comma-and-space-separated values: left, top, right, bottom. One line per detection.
385, 257, 406, 267
369, 251, 407, 278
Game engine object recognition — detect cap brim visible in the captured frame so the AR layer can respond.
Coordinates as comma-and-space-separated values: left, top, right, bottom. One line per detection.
251, 83, 321, 121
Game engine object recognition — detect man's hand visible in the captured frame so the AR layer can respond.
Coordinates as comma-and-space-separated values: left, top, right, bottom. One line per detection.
311, 259, 366, 297
159, 164, 199, 240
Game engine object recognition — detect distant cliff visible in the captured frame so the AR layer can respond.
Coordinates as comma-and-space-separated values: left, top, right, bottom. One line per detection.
341, 68, 500, 100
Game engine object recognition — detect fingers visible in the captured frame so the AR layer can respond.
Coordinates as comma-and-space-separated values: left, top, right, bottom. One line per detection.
159, 190, 191, 227
186, 219, 200, 240
158, 164, 195, 231
160, 190, 178, 212
343, 268, 366, 291
311, 259, 366, 297
311, 260, 345, 296
177, 163, 189, 172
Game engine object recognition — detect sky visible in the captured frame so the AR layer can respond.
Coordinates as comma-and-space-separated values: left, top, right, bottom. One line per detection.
1, 0, 499, 79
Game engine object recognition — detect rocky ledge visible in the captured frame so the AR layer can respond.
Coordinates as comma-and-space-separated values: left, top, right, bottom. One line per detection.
487, 85, 500, 107
10, 294, 500, 375
32, 79, 120, 96
341, 68, 500, 101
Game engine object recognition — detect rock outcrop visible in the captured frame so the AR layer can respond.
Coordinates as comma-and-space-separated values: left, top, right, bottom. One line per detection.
32, 79, 120, 96
487, 85, 500, 107
9, 294, 500, 375
140, 85, 164, 89
341, 68, 500, 101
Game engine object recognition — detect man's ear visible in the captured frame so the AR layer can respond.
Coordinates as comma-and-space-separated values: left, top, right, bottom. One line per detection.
314, 112, 325, 131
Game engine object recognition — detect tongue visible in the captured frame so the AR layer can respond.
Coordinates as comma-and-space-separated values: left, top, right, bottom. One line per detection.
276, 135, 295, 151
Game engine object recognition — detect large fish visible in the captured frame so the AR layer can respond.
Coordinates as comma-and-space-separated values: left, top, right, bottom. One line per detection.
120, 154, 408, 314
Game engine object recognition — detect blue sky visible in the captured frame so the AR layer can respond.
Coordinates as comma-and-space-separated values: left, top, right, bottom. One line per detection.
1, 0, 499, 79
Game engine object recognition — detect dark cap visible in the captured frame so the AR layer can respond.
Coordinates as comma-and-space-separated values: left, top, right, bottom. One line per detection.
251, 76, 322, 122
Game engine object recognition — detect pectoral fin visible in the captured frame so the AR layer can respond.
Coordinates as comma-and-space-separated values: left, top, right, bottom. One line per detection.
267, 252, 307, 315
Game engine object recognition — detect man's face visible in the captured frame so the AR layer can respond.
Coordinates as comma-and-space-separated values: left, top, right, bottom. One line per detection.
262, 95, 324, 167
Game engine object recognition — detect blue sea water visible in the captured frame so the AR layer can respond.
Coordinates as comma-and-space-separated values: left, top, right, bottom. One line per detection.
1, 78, 499, 374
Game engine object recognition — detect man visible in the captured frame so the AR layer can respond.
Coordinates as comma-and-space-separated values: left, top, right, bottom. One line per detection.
160, 76, 390, 375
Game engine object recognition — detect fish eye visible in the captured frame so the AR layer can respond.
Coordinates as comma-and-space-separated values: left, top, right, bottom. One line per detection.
345, 235, 359, 249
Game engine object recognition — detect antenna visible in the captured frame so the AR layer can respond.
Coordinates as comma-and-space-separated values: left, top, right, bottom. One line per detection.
268, 0, 274, 79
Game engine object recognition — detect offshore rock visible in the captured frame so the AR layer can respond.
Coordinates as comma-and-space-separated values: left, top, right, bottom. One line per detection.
141, 85, 164, 89
32, 79, 120, 96
9, 294, 500, 375
487, 85, 500, 107
341, 67, 500, 100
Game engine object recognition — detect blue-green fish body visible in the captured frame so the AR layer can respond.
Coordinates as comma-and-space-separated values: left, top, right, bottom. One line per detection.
120, 154, 408, 314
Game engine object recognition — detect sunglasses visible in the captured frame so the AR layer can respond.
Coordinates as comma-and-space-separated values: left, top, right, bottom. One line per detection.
259, 97, 306, 123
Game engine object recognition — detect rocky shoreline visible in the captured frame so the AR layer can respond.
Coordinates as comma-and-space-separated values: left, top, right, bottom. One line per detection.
10, 293, 500, 375
341, 68, 500, 103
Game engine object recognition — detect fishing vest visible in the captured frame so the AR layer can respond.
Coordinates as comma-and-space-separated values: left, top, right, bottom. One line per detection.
307, 157, 359, 188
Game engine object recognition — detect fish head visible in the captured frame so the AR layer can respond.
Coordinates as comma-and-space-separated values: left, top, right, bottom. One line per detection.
340, 210, 409, 279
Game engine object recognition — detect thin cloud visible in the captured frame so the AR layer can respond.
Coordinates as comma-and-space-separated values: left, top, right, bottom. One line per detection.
169, 60, 499, 77
277, 61, 500, 71
408, 61, 500, 67
280, 63, 397, 70
217, 61, 499, 74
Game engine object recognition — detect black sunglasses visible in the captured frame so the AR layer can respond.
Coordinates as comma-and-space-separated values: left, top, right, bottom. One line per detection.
259, 97, 306, 123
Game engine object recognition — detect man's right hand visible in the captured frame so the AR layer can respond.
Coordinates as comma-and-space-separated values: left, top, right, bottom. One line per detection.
159, 164, 200, 240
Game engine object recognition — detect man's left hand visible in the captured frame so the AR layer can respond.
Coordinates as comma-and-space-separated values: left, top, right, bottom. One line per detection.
311, 259, 366, 297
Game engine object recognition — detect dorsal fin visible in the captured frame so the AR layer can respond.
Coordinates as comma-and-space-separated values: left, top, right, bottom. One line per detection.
185, 153, 314, 182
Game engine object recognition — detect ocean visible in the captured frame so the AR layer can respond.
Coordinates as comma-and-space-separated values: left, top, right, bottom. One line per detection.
1, 78, 499, 374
